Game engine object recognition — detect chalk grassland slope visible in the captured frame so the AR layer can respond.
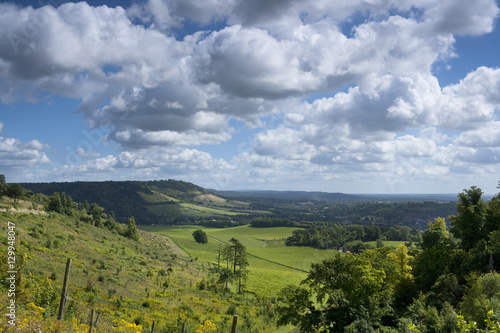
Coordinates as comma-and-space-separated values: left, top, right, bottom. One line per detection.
194, 194, 227, 203
141, 225, 339, 297
0, 202, 282, 332
180, 203, 246, 216
20, 180, 256, 224
0, 197, 47, 215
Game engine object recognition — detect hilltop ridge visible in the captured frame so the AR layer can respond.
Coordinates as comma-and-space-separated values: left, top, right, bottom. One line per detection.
20, 179, 227, 224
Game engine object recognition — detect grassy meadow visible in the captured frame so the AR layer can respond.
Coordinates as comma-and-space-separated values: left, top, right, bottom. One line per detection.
140, 225, 340, 297
0, 202, 288, 332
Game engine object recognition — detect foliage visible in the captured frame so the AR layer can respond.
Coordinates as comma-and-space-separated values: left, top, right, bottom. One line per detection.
46, 192, 63, 213
0, 174, 7, 197
126, 216, 139, 241
228, 238, 249, 293
285, 222, 415, 250
251, 217, 298, 228
457, 311, 500, 332
449, 186, 488, 251
277, 252, 391, 332
412, 217, 456, 292
275, 183, 500, 332
112, 319, 143, 332
460, 272, 500, 326
7, 183, 23, 202
196, 320, 217, 333
193, 229, 208, 244
387, 244, 413, 280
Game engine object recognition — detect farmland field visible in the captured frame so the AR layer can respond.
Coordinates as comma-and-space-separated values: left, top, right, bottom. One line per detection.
140, 225, 339, 296
180, 203, 247, 216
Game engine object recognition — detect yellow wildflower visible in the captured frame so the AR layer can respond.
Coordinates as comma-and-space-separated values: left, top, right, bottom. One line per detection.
196, 320, 217, 333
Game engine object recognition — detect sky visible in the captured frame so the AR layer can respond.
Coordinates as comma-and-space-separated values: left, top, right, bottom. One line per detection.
0, 0, 500, 194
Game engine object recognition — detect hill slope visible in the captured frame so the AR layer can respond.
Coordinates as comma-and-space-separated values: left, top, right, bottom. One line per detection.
0, 199, 280, 332
20, 180, 243, 225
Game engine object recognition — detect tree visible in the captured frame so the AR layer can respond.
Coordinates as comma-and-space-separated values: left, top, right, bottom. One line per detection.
449, 186, 487, 251
7, 183, 23, 202
60, 192, 68, 210
216, 267, 234, 290
214, 238, 249, 292
229, 238, 249, 293
90, 203, 102, 226
460, 272, 500, 327
0, 174, 7, 197
277, 285, 320, 331
64, 194, 75, 215
413, 217, 455, 292
193, 230, 208, 244
486, 185, 500, 236
46, 192, 63, 213
278, 252, 390, 332
387, 244, 413, 280
126, 216, 139, 241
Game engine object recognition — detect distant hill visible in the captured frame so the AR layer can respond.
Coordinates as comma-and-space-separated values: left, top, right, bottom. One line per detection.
21, 179, 215, 224
212, 190, 362, 203
214, 190, 460, 203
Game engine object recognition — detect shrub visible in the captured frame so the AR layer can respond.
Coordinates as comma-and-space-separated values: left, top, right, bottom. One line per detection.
193, 230, 208, 244
226, 304, 237, 315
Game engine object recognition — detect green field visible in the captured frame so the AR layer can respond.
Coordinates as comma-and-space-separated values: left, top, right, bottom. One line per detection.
140, 225, 339, 297
366, 240, 410, 248
180, 203, 247, 216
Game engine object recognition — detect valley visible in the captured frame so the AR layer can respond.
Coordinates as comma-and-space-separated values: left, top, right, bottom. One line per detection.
2, 178, 500, 332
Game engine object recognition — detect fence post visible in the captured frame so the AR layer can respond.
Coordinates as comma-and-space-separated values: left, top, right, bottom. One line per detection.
95, 311, 100, 328
181, 322, 186, 333
231, 315, 238, 333
89, 308, 95, 333
57, 258, 72, 321
151, 321, 155, 333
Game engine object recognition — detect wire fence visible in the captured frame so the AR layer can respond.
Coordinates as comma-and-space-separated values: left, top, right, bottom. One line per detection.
57, 259, 161, 333
57, 258, 239, 333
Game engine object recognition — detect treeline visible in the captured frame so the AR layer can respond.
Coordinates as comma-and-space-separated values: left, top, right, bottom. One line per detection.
21, 180, 157, 224
1, 175, 139, 241
248, 199, 456, 228
277, 184, 500, 332
250, 217, 299, 228
285, 223, 419, 250
45, 192, 139, 241
250, 217, 420, 251
0, 175, 47, 205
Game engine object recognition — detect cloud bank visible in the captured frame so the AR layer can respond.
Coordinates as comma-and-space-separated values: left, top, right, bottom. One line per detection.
0, 0, 499, 193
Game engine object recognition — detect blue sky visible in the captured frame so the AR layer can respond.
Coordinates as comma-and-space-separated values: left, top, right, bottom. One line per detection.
0, 0, 500, 194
